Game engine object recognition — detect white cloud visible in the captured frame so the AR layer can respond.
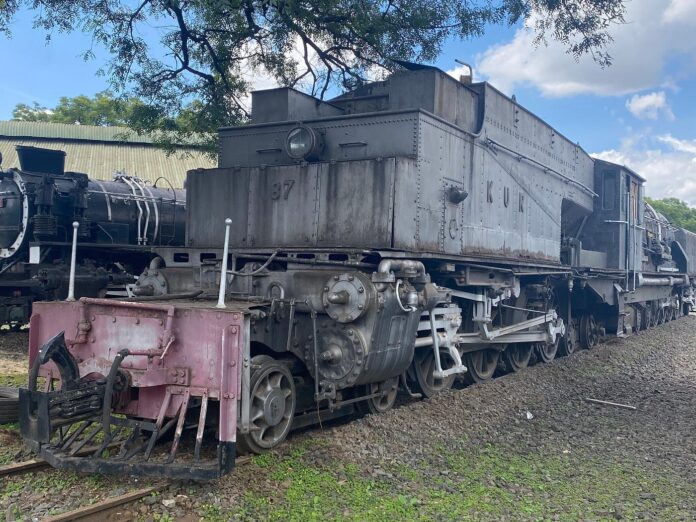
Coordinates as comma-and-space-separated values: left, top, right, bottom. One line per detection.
664, 0, 696, 23
625, 91, 674, 120
470, 0, 696, 98
237, 38, 389, 111
594, 134, 696, 206
658, 135, 696, 155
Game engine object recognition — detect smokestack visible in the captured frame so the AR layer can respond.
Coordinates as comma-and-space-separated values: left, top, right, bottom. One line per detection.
16, 146, 66, 175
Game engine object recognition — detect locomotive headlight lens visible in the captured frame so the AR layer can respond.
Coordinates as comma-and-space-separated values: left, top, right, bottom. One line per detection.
286, 126, 318, 160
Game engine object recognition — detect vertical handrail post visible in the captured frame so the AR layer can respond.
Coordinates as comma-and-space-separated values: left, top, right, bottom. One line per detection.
66, 221, 79, 302
216, 218, 232, 309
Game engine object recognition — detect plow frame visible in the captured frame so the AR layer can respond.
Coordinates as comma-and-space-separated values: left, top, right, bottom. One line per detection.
19, 297, 249, 480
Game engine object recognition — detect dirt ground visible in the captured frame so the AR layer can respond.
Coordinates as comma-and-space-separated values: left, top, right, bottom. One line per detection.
0, 332, 28, 376
1, 317, 695, 521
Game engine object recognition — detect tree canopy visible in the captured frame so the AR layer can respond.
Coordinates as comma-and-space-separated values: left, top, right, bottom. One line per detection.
1, 0, 626, 142
12, 91, 202, 131
646, 197, 696, 234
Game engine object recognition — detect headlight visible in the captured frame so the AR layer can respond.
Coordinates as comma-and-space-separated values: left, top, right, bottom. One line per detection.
285, 126, 322, 160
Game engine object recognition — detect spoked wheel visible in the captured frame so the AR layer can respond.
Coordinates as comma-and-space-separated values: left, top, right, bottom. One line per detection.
558, 320, 577, 357
238, 355, 296, 454
649, 303, 659, 328
501, 343, 533, 372
579, 314, 599, 350
411, 348, 456, 398
642, 306, 652, 330
356, 377, 399, 415
464, 349, 500, 383
633, 309, 643, 333
535, 337, 558, 364
656, 307, 665, 325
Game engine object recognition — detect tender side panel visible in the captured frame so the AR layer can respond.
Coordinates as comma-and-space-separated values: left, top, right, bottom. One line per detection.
248, 163, 321, 247
392, 112, 572, 262
187, 159, 398, 250
186, 167, 250, 248
474, 84, 595, 213
316, 158, 396, 246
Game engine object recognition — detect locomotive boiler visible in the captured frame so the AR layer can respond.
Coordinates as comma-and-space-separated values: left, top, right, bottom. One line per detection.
19, 63, 696, 479
0, 145, 185, 323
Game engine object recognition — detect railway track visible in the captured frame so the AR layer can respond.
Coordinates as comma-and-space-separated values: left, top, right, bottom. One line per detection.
1, 455, 251, 520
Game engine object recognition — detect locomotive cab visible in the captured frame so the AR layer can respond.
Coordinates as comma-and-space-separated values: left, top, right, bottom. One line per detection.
579, 160, 645, 272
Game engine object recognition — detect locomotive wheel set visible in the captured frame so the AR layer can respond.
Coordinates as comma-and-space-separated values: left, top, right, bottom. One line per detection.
18, 63, 696, 479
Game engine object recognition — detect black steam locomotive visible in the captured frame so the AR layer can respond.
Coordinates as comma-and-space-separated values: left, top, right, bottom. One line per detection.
0, 146, 185, 324
19, 64, 696, 480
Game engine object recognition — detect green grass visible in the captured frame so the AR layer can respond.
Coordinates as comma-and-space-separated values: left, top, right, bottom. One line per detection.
0, 468, 111, 507
228, 444, 420, 522
0, 372, 27, 388
227, 442, 691, 521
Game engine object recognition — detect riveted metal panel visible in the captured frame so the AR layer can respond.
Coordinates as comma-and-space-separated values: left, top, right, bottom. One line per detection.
317, 158, 395, 247
391, 112, 570, 262
206, 69, 600, 265
188, 159, 399, 250
186, 167, 250, 248
471, 83, 594, 213
247, 164, 320, 247
218, 113, 418, 168
330, 68, 480, 132
675, 229, 696, 275
251, 88, 343, 124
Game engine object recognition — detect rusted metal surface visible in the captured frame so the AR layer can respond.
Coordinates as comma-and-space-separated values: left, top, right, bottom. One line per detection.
22, 297, 247, 479
188, 158, 398, 250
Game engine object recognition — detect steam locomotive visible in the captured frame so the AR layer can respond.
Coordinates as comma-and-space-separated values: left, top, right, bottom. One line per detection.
19, 63, 696, 479
0, 146, 185, 324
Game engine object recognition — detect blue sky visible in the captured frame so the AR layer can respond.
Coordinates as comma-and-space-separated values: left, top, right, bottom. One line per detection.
1, 0, 695, 203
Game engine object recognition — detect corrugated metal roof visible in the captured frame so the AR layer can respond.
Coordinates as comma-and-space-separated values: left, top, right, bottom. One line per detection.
0, 120, 212, 146
0, 138, 215, 188
0, 120, 164, 144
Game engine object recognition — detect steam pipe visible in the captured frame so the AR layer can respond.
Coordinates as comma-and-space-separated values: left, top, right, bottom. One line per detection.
637, 274, 689, 287
149, 256, 164, 270
374, 259, 426, 291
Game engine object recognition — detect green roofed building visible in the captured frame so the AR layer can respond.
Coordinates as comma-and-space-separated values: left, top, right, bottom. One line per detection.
0, 120, 215, 188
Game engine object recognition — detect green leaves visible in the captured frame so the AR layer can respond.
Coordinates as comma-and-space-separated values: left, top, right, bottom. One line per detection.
4, 0, 626, 141
646, 197, 696, 233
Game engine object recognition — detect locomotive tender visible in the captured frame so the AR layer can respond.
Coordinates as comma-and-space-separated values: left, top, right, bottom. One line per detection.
0, 145, 185, 323
19, 63, 696, 479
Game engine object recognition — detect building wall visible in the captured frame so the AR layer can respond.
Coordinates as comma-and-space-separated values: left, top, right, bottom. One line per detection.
0, 121, 215, 188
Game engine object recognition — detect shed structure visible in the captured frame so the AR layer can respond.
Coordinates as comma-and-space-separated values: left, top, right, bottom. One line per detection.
0, 121, 214, 188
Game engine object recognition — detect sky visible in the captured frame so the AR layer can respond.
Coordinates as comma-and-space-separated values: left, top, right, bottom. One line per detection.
1, 0, 695, 204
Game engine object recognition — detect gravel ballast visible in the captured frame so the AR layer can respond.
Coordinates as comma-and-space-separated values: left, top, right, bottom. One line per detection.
1, 317, 695, 520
